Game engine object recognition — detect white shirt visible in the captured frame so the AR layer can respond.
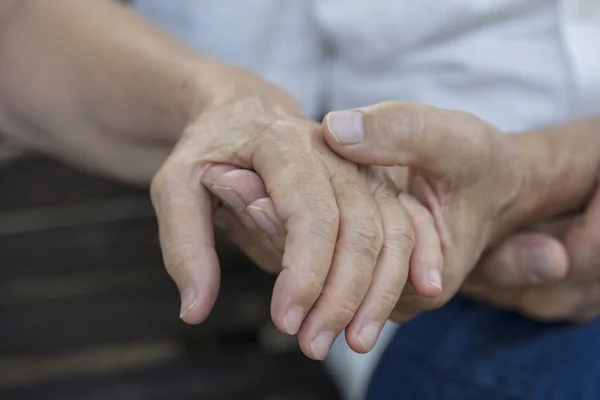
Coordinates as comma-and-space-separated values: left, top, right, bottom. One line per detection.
130, 1, 600, 399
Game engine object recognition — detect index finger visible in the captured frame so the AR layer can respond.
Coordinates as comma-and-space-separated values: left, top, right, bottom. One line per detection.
150, 154, 221, 325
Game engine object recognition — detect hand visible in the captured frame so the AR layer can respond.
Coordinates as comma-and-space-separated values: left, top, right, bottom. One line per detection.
462, 184, 600, 322
150, 82, 441, 360
320, 101, 524, 322
204, 163, 444, 358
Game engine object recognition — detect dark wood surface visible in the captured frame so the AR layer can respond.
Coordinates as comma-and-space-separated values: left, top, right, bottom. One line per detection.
0, 156, 341, 399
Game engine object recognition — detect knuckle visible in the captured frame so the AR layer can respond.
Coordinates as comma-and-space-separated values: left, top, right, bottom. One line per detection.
300, 202, 340, 242
150, 161, 193, 209
345, 219, 383, 256
162, 241, 196, 277
150, 168, 168, 208
383, 223, 415, 256
386, 101, 427, 136
318, 291, 361, 324
287, 268, 328, 303
377, 285, 402, 310
314, 200, 341, 228
259, 119, 321, 156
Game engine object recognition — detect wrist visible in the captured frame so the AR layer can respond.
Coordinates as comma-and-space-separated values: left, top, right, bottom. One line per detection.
495, 117, 600, 239
192, 61, 305, 124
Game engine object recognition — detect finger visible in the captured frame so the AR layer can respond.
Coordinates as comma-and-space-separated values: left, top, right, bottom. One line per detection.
583, 186, 600, 227
345, 187, 414, 353
213, 207, 281, 274
564, 188, 600, 278
150, 156, 220, 325
203, 164, 285, 247
252, 122, 340, 337
206, 168, 286, 256
460, 283, 526, 311
296, 165, 383, 360
247, 197, 286, 252
572, 281, 600, 322
468, 233, 569, 287
462, 280, 585, 322
207, 166, 285, 250
322, 101, 486, 173
203, 165, 269, 207
398, 193, 444, 297
518, 284, 584, 321
534, 215, 582, 239
390, 281, 440, 322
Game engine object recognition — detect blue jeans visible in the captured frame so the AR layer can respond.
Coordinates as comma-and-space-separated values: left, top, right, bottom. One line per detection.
367, 297, 600, 400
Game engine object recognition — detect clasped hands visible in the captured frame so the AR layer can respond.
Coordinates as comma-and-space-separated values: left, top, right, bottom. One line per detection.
151, 89, 550, 361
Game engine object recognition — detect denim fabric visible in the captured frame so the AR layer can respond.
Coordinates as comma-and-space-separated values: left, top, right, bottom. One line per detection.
367, 297, 600, 400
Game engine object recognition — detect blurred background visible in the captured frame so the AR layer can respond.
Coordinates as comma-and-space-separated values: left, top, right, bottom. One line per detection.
0, 152, 341, 400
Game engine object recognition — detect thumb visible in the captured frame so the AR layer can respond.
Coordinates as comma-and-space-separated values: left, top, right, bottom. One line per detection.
471, 233, 569, 287
322, 101, 486, 173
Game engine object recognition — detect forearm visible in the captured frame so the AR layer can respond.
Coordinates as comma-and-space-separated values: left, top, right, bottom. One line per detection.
0, 0, 298, 150
500, 116, 600, 237
0, 0, 200, 143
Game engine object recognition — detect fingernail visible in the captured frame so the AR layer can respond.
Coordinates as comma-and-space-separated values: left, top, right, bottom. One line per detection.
283, 306, 305, 335
179, 286, 197, 319
358, 322, 381, 352
212, 185, 245, 211
247, 206, 277, 235
311, 331, 336, 360
326, 110, 364, 145
428, 269, 443, 290
522, 245, 553, 284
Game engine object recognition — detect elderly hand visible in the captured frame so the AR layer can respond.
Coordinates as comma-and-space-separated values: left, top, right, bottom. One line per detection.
205, 163, 443, 358
151, 80, 449, 360
0, 0, 439, 360
320, 101, 528, 322
204, 99, 530, 356
462, 183, 600, 322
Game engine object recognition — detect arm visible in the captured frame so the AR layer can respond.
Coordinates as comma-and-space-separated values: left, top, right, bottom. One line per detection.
495, 116, 600, 243
0, 0, 300, 183
462, 118, 600, 321
0, 1, 416, 362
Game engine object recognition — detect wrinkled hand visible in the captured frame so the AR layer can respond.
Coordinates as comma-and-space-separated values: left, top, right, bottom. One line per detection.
205, 163, 443, 358
463, 184, 600, 322
151, 87, 443, 360
207, 99, 527, 354
321, 101, 524, 322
